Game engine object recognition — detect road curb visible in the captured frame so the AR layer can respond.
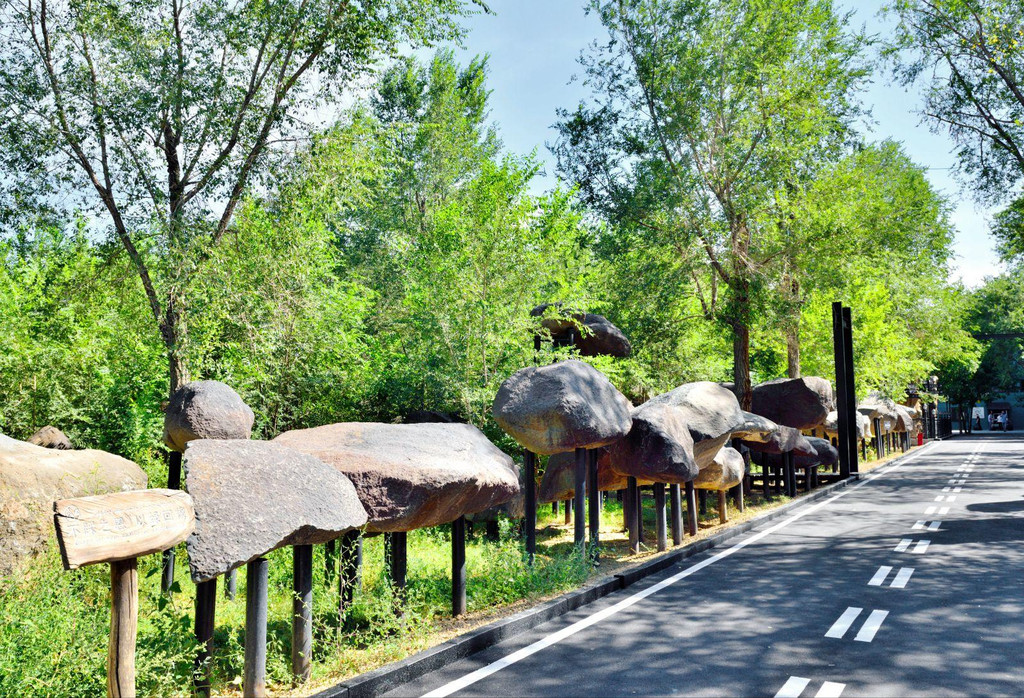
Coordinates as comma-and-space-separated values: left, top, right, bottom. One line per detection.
315, 451, 927, 698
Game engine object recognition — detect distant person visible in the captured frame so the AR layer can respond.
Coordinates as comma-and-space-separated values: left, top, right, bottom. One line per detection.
989, 413, 996, 430
975, 415, 983, 431
999, 412, 1008, 431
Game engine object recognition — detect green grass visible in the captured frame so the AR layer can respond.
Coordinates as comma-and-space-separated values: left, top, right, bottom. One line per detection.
0, 481, 839, 696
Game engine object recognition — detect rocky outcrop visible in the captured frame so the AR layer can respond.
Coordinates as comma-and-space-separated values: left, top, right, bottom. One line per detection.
492, 360, 632, 455
644, 381, 747, 469
0, 434, 146, 575
693, 446, 745, 491
274, 422, 519, 532
607, 402, 699, 485
183, 440, 367, 582
531, 304, 632, 358
27, 426, 72, 450
164, 380, 255, 453
751, 377, 834, 430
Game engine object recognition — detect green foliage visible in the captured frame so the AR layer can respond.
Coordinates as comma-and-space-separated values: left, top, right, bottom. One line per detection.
884, 0, 1024, 200
0, 227, 166, 473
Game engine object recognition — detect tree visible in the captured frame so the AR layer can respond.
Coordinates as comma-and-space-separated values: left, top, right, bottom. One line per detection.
554, 0, 867, 407
0, 0, 478, 394
885, 0, 1024, 201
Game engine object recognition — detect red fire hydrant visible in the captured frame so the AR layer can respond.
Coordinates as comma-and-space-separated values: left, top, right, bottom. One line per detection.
917, 432, 924, 446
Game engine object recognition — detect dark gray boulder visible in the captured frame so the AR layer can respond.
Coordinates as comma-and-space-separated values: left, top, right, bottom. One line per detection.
607, 403, 698, 485
643, 381, 747, 469
751, 377, 834, 430
794, 437, 839, 469
693, 446, 745, 491
183, 439, 367, 582
274, 422, 519, 532
730, 411, 779, 443
164, 380, 255, 453
531, 304, 632, 358
492, 360, 632, 455
743, 425, 816, 457
27, 426, 72, 450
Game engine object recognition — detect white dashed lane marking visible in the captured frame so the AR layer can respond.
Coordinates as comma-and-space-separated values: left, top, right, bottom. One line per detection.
894, 538, 930, 553
825, 607, 863, 638
775, 676, 810, 698
853, 610, 889, 642
867, 566, 914, 588
816, 681, 846, 697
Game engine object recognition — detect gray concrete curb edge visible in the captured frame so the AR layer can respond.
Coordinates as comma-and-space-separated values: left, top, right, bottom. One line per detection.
315, 448, 929, 698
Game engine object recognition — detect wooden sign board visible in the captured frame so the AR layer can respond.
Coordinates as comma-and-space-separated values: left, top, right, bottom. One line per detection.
54, 489, 195, 570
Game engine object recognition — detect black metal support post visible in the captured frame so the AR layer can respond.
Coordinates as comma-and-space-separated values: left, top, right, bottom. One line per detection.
832, 302, 851, 479
587, 449, 600, 552
292, 545, 312, 684
193, 578, 217, 698
339, 530, 362, 618
627, 477, 640, 554
162, 451, 182, 593
653, 483, 667, 551
670, 483, 683, 546
244, 557, 269, 698
524, 449, 537, 563
573, 447, 587, 552
452, 515, 466, 617
841, 306, 858, 473
685, 481, 698, 536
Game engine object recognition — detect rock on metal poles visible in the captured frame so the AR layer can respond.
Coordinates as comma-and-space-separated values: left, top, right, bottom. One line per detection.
183, 440, 368, 692
162, 380, 255, 592
491, 359, 631, 555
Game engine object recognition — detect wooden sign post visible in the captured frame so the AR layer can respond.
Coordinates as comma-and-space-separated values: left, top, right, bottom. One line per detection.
53, 489, 194, 698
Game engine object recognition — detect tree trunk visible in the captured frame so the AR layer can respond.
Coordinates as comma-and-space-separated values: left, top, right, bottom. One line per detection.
732, 322, 752, 410
161, 292, 190, 395
786, 324, 801, 379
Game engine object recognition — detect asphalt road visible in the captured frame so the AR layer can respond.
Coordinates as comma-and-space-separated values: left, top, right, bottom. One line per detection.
384, 434, 1024, 698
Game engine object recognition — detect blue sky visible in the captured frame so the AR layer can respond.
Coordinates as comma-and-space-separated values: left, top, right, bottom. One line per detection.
438, 0, 1004, 288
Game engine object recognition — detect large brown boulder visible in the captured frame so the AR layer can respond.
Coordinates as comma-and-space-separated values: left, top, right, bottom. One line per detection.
0, 434, 147, 575
538, 450, 634, 502
183, 440, 367, 582
607, 402, 699, 485
27, 426, 73, 450
531, 304, 632, 358
643, 382, 746, 469
274, 422, 519, 533
751, 377, 834, 430
693, 446, 744, 491
858, 398, 900, 434
164, 380, 255, 453
492, 360, 632, 455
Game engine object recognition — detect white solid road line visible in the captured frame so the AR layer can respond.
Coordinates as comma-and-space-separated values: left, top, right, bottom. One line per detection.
868, 566, 892, 586
816, 681, 847, 697
913, 540, 930, 554
419, 443, 938, 698
894, 539, 912, 553
891, 567, 914, 589
775, 676, 811, 698
825, 607, 863, 638
854, 610, 889, 642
